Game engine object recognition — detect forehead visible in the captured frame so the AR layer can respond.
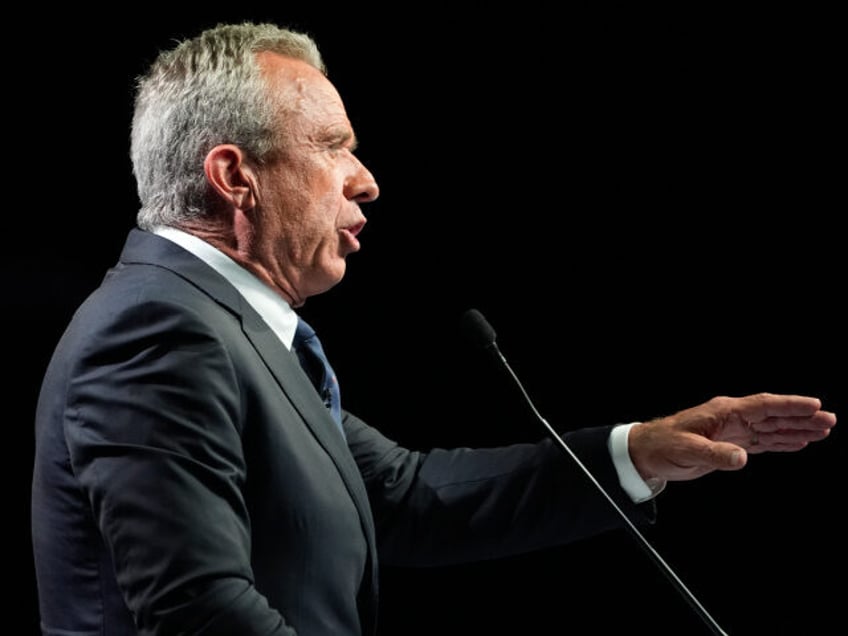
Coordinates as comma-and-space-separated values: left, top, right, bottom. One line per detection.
257, 52, 350, 127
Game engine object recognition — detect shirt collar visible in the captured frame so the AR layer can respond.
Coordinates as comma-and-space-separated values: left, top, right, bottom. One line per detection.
152, 226, 298, 349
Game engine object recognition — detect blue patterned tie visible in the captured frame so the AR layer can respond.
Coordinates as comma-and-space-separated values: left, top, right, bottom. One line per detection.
293, 318, 344, 437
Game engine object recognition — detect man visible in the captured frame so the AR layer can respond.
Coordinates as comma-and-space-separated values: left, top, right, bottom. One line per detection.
31, 22, 836, 636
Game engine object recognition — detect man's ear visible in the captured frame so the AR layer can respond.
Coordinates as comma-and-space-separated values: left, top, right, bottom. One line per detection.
203, 144, 257, 210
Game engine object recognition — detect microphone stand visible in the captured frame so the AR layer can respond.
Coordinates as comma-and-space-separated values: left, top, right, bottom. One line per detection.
464, 309, 729, 636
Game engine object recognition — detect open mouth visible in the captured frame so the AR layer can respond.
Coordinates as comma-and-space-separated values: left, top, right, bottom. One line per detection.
339, 221, 366, 251
344, 221, 366, 237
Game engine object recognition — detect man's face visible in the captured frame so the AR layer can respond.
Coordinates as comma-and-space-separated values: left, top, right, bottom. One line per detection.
250, 53, 379, 305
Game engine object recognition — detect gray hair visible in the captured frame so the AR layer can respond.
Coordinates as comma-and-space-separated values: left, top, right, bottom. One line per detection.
131, 22, 326, 230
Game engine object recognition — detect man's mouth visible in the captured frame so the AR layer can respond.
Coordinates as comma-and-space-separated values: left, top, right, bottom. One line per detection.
345, 220, 366, 237
339, 220, 366, 251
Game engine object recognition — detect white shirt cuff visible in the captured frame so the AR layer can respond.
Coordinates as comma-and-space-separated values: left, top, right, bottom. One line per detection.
609, 422, 666, 503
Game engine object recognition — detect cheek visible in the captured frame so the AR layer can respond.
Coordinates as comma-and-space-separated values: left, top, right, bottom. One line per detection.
261, 164, 344, 260
283, 201, 338, 265
303, 181, 344, 240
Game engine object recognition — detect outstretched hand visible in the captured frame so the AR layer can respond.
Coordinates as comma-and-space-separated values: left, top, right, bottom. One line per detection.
628, 393, 837, 482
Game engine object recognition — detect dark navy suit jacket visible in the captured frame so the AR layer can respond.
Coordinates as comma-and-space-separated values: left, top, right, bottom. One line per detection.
31, 228, 653, 635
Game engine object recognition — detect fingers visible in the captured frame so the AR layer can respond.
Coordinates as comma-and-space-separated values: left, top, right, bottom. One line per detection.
734, 392, 831, 423
737, 394, 836, 453
747, 425, 832, 454
728, 394, 836, 448
748, 409, 836, 433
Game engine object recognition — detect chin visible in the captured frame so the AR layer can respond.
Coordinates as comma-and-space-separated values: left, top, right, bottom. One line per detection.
309, 262, 347, 297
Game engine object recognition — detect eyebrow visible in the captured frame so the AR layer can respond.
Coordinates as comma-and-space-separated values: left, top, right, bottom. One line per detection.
324, 126, 358, 151
341, 131, 359, 152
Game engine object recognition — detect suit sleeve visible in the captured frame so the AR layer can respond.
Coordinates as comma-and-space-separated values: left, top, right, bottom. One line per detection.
344, 413, 656, 567
64, 299, 294, 635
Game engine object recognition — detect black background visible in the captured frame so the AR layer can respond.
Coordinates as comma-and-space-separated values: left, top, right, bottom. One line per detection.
10, 5, 844, 635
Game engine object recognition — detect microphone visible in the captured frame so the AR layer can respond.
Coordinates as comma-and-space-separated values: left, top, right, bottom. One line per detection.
459, 308, 729, 636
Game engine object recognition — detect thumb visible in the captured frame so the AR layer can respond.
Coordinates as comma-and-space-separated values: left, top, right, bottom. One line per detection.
707, 441, 748, 471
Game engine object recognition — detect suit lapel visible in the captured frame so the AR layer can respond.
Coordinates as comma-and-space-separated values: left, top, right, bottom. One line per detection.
118, 229, 378, 570
239, 307, 366, 485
